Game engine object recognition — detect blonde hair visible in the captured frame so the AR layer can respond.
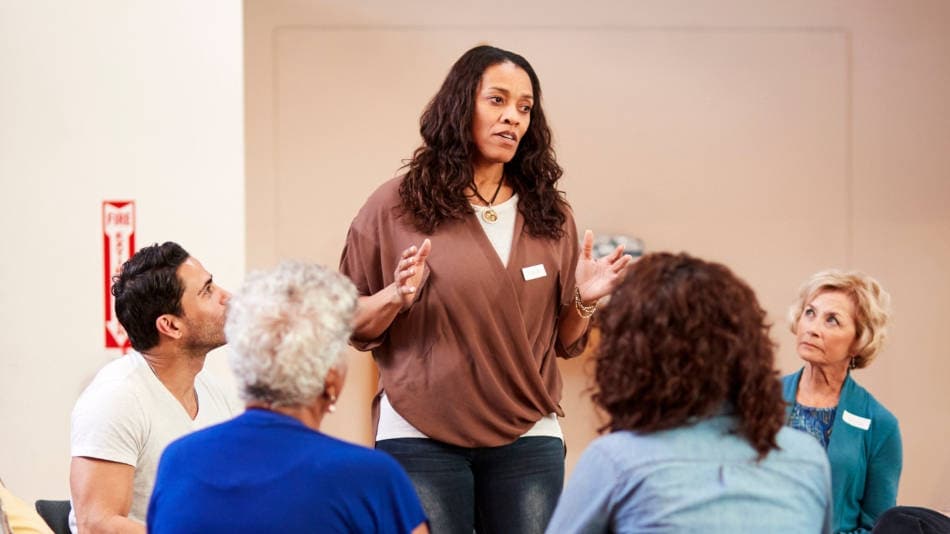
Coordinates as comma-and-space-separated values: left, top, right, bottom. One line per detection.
788, 270, 891, 369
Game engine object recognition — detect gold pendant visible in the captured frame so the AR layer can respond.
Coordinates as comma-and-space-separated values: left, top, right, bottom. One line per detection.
482, 208, 498, 223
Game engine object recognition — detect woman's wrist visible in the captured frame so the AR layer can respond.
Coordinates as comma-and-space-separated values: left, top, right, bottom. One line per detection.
573, 287, 597, 319
390, 282, 404, 307
391, 282, 418, 313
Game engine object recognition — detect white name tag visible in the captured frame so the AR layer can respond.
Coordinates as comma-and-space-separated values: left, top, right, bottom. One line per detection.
522, 264, 547, 281
842, 410, 871, 430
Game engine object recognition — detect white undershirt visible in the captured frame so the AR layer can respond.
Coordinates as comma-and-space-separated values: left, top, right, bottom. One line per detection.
471, 193, 518, 266
376, 194, 562, 442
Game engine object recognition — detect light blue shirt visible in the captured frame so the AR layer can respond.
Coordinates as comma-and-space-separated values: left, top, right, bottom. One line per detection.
547, 415, 833, 533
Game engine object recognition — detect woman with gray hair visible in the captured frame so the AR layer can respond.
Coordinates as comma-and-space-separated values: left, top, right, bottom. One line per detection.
783, 269, 902, 533
147, 261, 428, 534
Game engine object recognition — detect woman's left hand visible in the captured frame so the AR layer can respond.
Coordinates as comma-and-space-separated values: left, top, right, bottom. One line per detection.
574, 230, 634, 304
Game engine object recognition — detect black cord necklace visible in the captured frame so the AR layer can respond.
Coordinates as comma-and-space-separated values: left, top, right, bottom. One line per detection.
470, 177, 504, 224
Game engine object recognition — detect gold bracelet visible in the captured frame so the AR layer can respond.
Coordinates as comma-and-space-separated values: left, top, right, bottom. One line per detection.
573, 287, 597, 319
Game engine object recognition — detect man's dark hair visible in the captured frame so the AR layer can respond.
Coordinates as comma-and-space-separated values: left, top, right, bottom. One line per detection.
112, 242, 190, 352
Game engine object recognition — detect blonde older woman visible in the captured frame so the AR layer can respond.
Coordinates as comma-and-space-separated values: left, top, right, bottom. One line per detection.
783, 270, 902, 533
147, 262, 428, 534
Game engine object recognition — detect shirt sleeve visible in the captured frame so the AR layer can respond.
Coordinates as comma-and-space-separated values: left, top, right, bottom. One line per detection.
856, 417, 902, 531
559, 205, 582, 308
554, 207, 592, 359
556, 327, 592, 359
339, 223, 389, 351
545, 441, 618, 534
70, 381, 143, 466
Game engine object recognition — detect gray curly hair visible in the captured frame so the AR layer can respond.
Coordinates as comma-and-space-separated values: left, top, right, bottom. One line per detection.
225, 261, 357, 407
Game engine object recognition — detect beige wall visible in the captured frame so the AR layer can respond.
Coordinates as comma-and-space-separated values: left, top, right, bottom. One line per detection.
0, 1, 244, 503
246, 0, 950, 511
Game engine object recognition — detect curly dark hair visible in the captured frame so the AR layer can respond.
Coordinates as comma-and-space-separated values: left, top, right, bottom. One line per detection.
593, 252, 786, 459
112, 241, 190, 352
398, 45, 568, 239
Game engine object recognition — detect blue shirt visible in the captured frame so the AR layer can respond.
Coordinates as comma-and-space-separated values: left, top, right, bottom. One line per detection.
790, 403, 837, 449
147, 409, 427, 534
546, 415, 833, 533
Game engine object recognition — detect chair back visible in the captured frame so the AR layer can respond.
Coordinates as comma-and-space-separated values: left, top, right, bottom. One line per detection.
34, 500, 71, 534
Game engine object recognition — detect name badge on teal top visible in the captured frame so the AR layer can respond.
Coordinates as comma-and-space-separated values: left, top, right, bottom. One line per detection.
842, 410, 871, 430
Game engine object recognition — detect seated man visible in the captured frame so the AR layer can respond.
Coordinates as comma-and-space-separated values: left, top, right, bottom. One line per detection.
147, 261, 428, 533
69, 242, 238, 533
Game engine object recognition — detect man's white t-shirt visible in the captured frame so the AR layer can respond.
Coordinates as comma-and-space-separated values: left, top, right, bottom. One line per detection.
69, 351, 238, 531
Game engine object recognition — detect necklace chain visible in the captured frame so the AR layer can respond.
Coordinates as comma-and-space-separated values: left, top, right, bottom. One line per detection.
470, 177, 504, 207
470, 178, 505, 224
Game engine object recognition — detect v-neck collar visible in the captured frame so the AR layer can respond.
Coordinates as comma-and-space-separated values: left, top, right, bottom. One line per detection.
134, 352, 202, 423
466, 198, 523, 274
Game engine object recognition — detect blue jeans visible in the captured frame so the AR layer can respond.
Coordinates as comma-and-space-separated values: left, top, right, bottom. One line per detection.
376, 437, 565, 534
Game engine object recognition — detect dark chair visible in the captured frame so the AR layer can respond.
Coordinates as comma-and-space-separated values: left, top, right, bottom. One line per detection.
34, 499, 71, 534
872, 506, 950, 534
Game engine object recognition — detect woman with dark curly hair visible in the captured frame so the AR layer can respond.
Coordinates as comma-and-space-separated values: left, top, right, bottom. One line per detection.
547, 252, 833, 533
340, 45, 631, 534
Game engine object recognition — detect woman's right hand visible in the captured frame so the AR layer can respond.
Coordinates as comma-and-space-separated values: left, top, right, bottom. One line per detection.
352, 238, 432, 344
353, 239, 432, 344
392, 239, 431, 310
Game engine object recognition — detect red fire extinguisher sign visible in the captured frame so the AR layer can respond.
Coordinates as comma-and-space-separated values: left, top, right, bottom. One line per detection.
103, 201, 135, 351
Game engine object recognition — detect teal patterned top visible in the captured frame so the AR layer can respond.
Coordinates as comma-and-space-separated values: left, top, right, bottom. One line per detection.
784, 369, 903, 533
788, 403, 836, 449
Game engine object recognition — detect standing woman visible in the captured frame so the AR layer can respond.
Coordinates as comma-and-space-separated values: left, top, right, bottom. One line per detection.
340, 45, 631, 534
784, 270, 903, 533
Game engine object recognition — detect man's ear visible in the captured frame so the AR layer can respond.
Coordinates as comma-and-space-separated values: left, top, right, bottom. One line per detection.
155, 314, 183, 340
